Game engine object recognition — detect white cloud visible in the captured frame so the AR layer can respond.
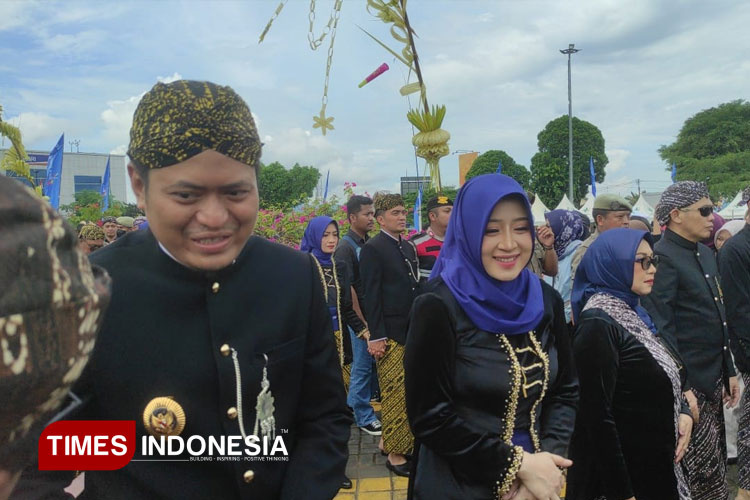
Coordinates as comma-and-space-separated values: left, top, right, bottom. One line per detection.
99, 73, 184, 153
5, 112, 69, 146
605, 149, 630, 173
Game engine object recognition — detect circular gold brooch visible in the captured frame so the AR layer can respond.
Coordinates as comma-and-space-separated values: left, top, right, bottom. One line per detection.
143, 397, 186, 437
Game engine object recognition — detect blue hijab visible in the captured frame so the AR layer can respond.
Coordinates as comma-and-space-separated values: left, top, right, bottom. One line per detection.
301, 216, 338, 266
431, 174, 544, 335
571, 228, 658, 332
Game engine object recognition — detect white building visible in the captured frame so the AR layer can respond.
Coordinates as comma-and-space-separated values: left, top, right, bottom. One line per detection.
0, 149, 128, 206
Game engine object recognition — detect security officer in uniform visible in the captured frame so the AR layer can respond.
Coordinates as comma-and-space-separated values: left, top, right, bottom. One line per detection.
13, 80, 351, 499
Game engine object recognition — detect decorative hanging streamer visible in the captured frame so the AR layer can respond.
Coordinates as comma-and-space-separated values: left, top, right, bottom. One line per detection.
258, 0, 343, 135
365, 0, 449, 191
358, 63, 390, 88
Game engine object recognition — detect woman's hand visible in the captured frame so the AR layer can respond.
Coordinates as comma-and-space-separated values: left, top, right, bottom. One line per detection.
516, 452, 572, 500
684, 390, 700, 424
675, 413, 693, 463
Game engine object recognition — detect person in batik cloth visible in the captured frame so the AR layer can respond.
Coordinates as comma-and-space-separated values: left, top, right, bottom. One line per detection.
642, 181, 739, 500
0, 176, 111, 500
567, 228, 692, 500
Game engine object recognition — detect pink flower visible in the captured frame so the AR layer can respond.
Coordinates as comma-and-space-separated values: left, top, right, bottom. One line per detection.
351, 182, 357, 187
342, 205, 348, 212
299, 216, 307, 223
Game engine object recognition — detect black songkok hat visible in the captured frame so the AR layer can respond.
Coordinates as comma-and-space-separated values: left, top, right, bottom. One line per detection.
426, 195, 453, 212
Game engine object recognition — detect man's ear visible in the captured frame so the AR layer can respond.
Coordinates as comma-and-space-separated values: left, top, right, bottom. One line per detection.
128, 164, 147, 211
669, 208, 682, 225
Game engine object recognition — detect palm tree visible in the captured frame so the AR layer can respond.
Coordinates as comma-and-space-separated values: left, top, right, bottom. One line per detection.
0, 102, 40, 195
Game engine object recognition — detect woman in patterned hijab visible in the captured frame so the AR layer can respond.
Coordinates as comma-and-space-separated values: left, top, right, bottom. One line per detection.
544, 209, 587, 322
567, 228, 692, 500
0, 177, 111, 498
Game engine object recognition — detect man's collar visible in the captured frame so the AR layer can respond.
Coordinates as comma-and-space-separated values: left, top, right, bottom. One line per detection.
427, 227, 445, 242
380, 229, 402, 242
346, 228, 368, 244
664, 228, 698, 249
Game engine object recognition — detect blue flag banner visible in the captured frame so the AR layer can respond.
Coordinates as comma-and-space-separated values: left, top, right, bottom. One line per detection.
42, 133, 64, 209
414, 186, 423, 232
323, 169, 330, 201
671, 163, 677, 184
496, 159, 503, 174
589, 157, 597, 197
100, 156, 111, 212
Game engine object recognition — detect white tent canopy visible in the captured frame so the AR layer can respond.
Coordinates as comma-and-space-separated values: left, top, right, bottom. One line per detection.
531, 196, 549, 225
578, 196, 595, 219
632, 195, 655, 218
555, 194, 578, 212
718, 192, 746, 220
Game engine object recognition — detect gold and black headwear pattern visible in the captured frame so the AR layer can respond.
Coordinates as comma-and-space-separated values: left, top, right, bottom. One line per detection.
127, 80, 262, 170
373, 192, 405, 213
78, 223, 105, 241
0, 177, 111, 472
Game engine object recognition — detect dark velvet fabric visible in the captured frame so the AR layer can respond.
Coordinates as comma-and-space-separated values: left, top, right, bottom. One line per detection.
641, 229, 734, 395
567, 309, 690, 500
404, 279, 578, 500
13, 231, 351, 500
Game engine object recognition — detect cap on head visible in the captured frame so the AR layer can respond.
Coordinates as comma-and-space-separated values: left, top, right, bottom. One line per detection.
127, 80, 262, 170
593, 194, 632, 212
116, 216, 134, 228
373, 192, 405, 213
655, 181, 710, 226
426, 195, 453, 212
0, 177, 111, 472
79, 223, 105, 240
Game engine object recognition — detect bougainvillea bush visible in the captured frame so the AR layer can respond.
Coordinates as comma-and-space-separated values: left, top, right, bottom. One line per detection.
253, 182, 420, 249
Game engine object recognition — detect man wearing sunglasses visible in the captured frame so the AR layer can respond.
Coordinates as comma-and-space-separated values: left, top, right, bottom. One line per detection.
642, 180, 738, 500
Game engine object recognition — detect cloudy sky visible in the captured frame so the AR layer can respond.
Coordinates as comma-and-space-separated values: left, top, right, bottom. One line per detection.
1, 0, 748, 203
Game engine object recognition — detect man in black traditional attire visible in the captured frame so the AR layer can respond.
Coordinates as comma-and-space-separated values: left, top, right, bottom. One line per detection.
360, 192, 419, 477
14, 80, 351, 500
643, 180, 739, 500
719, 185, 750, 500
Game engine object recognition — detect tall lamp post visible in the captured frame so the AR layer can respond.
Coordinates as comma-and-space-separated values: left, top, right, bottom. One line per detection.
560, 43, 580, 202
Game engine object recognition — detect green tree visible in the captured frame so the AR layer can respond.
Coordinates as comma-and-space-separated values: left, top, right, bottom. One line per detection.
659, 100, 750, 199
257, 161, 321, 209
465, 150, 531, 189
530, 116, 608, 207
60, 190, 124, 225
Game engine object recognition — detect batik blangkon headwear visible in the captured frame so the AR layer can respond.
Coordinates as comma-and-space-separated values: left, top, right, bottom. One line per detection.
545, 209, 587, 259
431, 174, 544, 335
101, 216, 117, 224
127, 80, 262, 170
0, 177, 111, 472
373, 192, 405, 213
301, 216, 338, 266
571, 227, 656, 332
79, 223, 105, 241
655, 181, 710, 226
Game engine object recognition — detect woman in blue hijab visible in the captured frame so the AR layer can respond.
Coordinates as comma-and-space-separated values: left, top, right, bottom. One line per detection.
566, 228, 693, 500
301, 216, 368, 491
403, 174, 578, 500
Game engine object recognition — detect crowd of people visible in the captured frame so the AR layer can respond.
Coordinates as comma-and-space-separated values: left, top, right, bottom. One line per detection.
2, 79, 750, 500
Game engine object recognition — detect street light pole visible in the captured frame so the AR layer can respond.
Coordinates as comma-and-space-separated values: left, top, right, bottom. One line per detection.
560, 43, 580, 202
